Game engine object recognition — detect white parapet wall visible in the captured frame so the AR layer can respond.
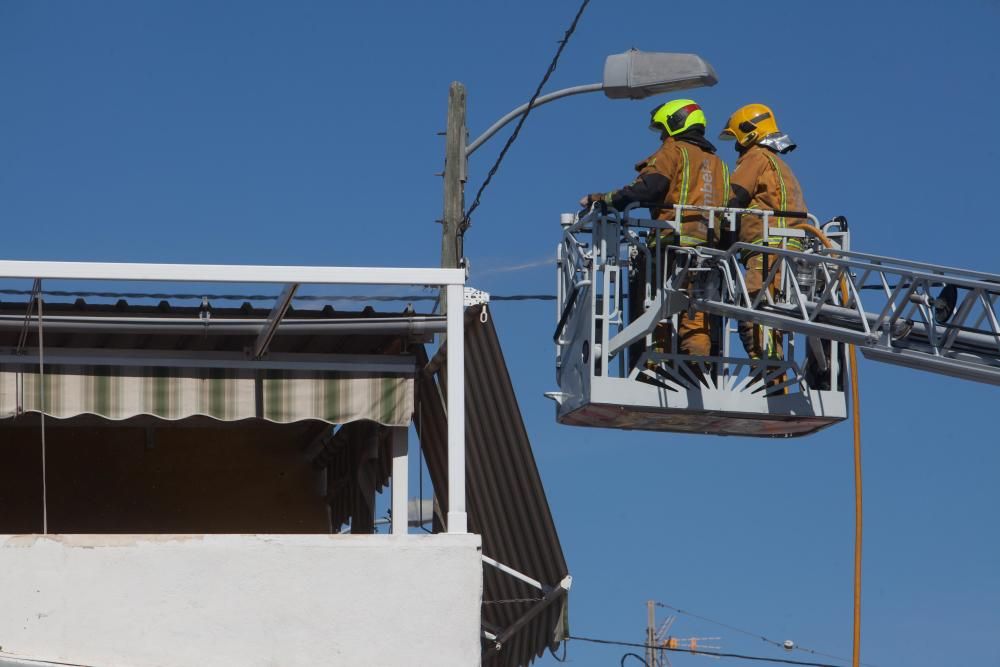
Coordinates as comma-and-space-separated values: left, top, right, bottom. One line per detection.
0, 533, 482, 667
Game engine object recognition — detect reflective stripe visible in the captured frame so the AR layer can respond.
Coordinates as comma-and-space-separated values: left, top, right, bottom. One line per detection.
647, 230, 671, 248
765, 328, 778, 358
722, 161, 730, 205
648, 231, 707, 248
749, 238, 803, 249
679, 147, 690, 205
740, 238, 803, 262
763, 153, 788, 228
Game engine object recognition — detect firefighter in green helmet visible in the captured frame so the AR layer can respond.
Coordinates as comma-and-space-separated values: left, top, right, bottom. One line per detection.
580, 99, 729, 362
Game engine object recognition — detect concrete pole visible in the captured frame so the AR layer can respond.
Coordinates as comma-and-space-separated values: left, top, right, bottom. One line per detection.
441, 82, 467, 275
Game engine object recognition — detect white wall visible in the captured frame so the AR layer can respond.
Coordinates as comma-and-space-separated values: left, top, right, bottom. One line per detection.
0, 534, 482, 667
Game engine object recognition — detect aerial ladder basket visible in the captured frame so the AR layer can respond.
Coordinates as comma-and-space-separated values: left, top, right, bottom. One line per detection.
548, 203, 1000, 437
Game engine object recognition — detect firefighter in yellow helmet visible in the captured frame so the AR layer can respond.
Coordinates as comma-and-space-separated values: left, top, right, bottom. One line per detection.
580, 99, 729, 361
719, 103, 806, 364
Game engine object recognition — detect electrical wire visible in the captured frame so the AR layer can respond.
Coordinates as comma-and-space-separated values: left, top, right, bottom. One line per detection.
549, 640, 569, 663
653, 602, 869, 667
655, 601, 780, 646
462, 0, 591, 228
567, 636, 842, 667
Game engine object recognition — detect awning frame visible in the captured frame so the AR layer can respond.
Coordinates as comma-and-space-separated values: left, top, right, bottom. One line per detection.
0, 259, 470, 535
0, 348, 417, 374
482, 572, 572, 660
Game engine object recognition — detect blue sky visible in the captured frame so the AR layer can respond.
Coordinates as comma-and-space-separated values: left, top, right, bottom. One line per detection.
3, 1, 1000, 665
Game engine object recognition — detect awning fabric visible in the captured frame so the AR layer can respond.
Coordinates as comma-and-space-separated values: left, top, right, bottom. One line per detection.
0, 368, 412, 426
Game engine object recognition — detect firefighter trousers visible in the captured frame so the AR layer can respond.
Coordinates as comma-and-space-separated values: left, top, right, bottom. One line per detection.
653, 270, 711, 357
738, 253, 783, 360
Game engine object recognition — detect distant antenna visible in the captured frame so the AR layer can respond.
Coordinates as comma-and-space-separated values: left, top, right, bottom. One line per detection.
645, 600, 722, 667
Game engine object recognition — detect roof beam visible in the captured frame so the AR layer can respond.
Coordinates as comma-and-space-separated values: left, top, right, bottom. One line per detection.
253, 283, 298, 360
482, 555, 544, 591
0, 314, 446, 336
484, 575, 572, 658
0, 260, 465, 286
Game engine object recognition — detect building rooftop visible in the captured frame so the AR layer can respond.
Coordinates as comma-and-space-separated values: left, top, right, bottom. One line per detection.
0, 261, 568, 666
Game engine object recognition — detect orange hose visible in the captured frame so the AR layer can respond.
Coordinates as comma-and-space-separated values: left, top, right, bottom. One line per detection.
847, 345, 862, 667
790, 223, 862, 667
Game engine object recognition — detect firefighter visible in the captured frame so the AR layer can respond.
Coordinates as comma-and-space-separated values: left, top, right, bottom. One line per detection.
719, 103, 805, 365
580, 99, 729, 362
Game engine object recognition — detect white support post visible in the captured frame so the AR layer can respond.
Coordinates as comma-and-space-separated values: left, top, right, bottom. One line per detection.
391, 426, 408, 536
445, 282, 467, 534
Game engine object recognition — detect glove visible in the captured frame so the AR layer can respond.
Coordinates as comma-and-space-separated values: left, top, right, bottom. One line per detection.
579, 193, 605, 208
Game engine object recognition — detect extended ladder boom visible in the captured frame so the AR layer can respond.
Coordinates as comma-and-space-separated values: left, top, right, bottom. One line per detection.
687, 242, 1000, 386
568, 202, 1000, 387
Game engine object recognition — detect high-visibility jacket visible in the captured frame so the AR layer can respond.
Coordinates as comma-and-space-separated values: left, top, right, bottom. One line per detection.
605, 135, 729, 247
728, 145, 807, 252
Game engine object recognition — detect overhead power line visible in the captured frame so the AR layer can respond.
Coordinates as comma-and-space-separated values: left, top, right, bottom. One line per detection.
462, 0, 591, 227
654, 602, 877, 667
567, 635, 842, 667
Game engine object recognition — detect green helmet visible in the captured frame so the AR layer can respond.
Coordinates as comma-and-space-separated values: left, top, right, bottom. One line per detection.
649, 99, 707, 137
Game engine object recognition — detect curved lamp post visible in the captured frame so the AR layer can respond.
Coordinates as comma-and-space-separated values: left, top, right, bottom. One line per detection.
441, 49, 719, 269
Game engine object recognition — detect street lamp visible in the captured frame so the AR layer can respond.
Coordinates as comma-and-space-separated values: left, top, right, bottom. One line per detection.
440, 49, 718, 269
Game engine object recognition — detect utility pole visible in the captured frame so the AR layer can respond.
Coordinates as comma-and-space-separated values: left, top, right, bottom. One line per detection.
435, 50, 717, 286
647, 600, 657, 667
643, 601, 720, 666
441, 81, 467, 274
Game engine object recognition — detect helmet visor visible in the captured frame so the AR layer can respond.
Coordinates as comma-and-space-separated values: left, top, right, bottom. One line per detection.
649, 105, 665, 134
718, 128, 736, 141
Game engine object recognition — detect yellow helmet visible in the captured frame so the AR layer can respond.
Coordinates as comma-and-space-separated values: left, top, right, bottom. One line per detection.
649, 99, 707, 137
719, 103, 781, 147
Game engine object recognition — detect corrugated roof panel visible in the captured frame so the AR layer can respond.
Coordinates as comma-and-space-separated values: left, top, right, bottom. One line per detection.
0, 299, 434, 356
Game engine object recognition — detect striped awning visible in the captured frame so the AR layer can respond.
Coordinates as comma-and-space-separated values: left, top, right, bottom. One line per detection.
0, 368, 412, 426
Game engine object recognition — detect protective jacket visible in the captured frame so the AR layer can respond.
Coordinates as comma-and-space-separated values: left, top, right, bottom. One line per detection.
605, 131, 729, 247
727, 145, 807, 252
